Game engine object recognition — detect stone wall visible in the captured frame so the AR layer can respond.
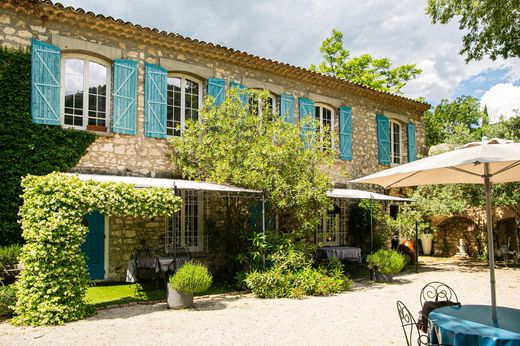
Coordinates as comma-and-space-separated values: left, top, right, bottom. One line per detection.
108, 216, 166, 280
433, 217, 482, 257
0, 4, 427, 183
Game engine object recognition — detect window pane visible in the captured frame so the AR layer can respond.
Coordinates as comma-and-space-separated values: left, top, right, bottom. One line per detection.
87, 62, 107, 127
64, 59, 84, 128
167, 78, 181, 136
392, 123, 401, 164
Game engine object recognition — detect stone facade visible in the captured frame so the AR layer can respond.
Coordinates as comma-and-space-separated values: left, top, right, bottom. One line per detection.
1, 1, 430, 280
433, 217, 481, 257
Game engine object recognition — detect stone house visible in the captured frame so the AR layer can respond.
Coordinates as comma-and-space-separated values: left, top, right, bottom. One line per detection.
1, 0, 429, 280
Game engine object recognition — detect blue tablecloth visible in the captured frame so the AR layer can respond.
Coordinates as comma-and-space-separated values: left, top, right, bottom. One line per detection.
429, 305, 520, 346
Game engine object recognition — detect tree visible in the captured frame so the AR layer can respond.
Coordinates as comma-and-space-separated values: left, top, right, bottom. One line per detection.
426, 0, 520, 61
171, 88, 334, 267
423, 95, 484, 146
310, 30, 422, 94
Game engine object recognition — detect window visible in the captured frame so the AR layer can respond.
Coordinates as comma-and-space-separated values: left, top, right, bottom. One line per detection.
61, 55, 110, 130
315, 104, 334, 149
249, 91, 277, 119
167, 75, 202, 136
316, 212, 340, 246
390, 120, 402, 164
166, 191, 204, 252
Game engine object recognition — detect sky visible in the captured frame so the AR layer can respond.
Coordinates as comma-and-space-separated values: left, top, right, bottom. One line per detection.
59, 0, 520, 123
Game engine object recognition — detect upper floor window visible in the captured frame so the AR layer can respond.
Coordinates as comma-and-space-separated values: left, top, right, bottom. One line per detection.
167, 75, 202, 136
62, 55, 110, 130
315, 104, 334, 149
249, 91, 277, 120
390, 120, 402, 164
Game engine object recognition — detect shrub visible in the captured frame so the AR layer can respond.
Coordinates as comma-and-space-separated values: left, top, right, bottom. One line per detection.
245, 249, 352, 298
0, 244, 20, 271
169, 262, 213, 295
367, 249, 408, 274
0, 285, 17, 317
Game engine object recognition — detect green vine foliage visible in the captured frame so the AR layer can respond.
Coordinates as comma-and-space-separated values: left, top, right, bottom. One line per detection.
0, 47, 96, 246
13, 173, 181, 325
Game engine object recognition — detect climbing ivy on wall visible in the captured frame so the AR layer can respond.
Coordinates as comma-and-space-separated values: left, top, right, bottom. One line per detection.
0, 47, 96, 246
14, 173, 181, 325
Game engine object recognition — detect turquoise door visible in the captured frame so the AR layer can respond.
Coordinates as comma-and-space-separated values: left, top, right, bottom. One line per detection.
82, 211, 105, 280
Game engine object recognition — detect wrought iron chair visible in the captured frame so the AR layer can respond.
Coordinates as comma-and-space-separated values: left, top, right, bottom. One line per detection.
397, 300, 452, 346
420, 282, 458, 306
418, 282, 459, 333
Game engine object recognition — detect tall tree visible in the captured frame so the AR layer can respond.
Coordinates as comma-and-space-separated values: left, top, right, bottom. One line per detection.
423, 95, 484, 146
426, 0, 520, 61
310, 30, 422, 94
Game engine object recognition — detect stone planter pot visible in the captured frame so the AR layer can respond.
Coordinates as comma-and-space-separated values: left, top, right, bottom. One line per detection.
374, 270, 393, 283
421, 235, 433, 255
167, 283, 193, 309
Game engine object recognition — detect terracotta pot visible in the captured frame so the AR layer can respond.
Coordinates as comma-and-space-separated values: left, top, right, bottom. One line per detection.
398, 240, 416, 263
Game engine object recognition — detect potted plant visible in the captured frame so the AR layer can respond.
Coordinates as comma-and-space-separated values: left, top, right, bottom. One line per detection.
420, 232, 434, 255
167, 262, 213, 309
367, 249, 408, 282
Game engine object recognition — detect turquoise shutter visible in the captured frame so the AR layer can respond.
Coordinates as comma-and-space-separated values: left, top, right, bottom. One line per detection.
279, 94, 295, 123
144, 62, 167, 138
407, 123, 417, 162
31, 39, 61, 125
339, 106, 352, 160
207, 78, 225, 107
376, 114, 390, 164
298, 97, 315, 148
112, 59, 138, 135
230, 81, 248, 104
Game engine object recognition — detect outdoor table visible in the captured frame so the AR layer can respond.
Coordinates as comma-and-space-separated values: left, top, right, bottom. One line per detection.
322, 246, 362, 262
157, 256, 189, 273
428, 304, 520, 346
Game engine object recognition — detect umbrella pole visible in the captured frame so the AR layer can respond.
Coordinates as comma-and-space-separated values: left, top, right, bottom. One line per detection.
484, 163, 497, 320
370, 196, 373, 281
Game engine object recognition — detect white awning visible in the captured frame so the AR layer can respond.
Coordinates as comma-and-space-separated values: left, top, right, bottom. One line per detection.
67, 173, 261, 194
327, 188, 411, 202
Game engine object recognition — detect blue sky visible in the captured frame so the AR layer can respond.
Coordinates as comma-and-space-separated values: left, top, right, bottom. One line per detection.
58, 0, 520, 120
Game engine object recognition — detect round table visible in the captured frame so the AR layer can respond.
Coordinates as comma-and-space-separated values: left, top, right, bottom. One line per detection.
429, 305, 520, 346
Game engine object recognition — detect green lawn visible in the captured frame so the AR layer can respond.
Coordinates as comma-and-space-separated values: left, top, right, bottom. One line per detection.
86, 281, 237, 307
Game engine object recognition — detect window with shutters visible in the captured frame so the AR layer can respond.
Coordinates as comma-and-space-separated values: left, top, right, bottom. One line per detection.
61, 54, 111, 131
249, 90, 277, 120
166, 190, 205, 252
166, 75, 202, 136
314, 104, 334, 149
389, 120, 402, 165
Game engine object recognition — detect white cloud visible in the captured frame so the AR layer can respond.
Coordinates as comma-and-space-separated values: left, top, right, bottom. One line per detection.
480, 83, 520, 123
57, 0, 520, 103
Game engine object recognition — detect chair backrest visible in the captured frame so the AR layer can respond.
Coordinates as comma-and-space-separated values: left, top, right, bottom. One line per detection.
397, 301, 433, 346
420, 282, 458, 306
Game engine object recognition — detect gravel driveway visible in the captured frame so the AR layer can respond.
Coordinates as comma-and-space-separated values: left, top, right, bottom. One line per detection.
1, 258, 519, 346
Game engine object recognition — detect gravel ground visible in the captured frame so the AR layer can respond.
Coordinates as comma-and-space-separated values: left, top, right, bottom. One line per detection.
1, 258, 519, 346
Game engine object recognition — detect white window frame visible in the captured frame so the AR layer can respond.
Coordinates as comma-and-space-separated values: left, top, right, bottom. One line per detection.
314, 103, 335, 149
166, 74, 203, 137
317, 213, 340, 247
389, 119, 402, 165
60, 53, 111, 131
250, 90, 277, 118
166, 190, 204, 252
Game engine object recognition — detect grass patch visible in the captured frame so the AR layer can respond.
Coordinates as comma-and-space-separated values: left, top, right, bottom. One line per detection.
86, 281, 237, 308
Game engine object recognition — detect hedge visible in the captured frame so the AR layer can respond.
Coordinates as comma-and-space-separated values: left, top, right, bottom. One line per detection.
0, 46, 96, 246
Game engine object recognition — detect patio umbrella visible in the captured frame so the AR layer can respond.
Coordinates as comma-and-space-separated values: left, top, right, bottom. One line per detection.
350, 138, 520, 320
